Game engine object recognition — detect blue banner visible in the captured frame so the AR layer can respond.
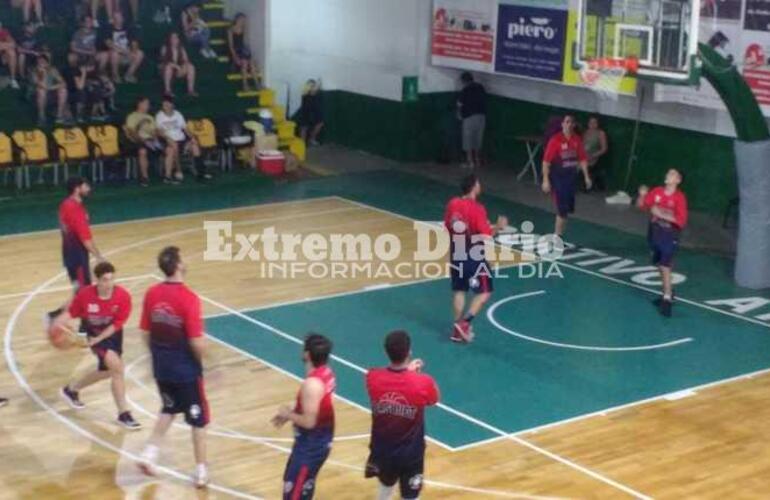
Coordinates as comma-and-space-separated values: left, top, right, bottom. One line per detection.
494, 4, 567, 81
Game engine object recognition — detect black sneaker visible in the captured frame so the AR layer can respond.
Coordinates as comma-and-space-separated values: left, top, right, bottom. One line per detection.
117, 411, 142, 430
0, 398, 8, 408
659, 298, 673, 318
652, 293, 675, 308
61, 386, 85, 409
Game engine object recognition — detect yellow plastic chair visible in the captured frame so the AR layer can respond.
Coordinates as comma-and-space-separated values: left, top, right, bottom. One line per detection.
11, 129, 54, 188
53, 127, 91, 182
87, 125, 121, 182
0, 132, 18, 187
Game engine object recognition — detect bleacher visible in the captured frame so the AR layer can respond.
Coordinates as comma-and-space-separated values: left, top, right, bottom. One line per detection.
0, 0, 305, 190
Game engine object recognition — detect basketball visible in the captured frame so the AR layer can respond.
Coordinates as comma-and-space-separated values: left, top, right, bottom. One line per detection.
47, 322, 79, 351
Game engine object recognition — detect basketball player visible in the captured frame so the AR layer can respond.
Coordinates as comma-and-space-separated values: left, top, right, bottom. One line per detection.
366, 330, 440, 500
47, 177, 104, 325
637, 169, 688, 317
444, 174, 508, 343
272, 334, 336, 500
137, 246, 210, 488
57, 261, 140, 429
542, 114, 592, 236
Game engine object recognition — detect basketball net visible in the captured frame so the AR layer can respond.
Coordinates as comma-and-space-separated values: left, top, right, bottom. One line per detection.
579, 57, 640, 100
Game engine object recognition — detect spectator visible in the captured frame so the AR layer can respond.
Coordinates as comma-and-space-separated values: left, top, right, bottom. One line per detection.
124, 96, 163, 186
0, 22, 20, 89
159, 32, 197, 97
61, 51, 89, 122
182, 3, 216, 59
457, 71, 487, 169
295, 79, 324, 146
19, 0, 44, 26
99, 12, 144, 83
90, 0, 116, 27
582, 116, 609, 190
34, 55, 70, 126
155, 96, 210, 183
16, 21, 49, 81
86, 68, 115, 120
227, 13, 261, 92
71, 15, 105, 67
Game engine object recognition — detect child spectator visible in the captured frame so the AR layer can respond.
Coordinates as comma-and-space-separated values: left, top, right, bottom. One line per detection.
182, 3, 216, 59
86, 68, 115, 120
61, 51, 89, 122
227, 13, 261, 92
98, 12, 144, 83
159, 32, 197, 97
34, 55, 70, 125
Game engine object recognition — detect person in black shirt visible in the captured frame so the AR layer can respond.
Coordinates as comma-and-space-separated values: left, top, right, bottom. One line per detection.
98, 12, 144, 83
16, 21, 48, 81
61, 51, 90, 122
457, 72, 487, 170
296, 79, 324, 146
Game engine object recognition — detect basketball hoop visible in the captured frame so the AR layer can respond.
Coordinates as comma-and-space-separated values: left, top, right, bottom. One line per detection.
579, 57, 639, 99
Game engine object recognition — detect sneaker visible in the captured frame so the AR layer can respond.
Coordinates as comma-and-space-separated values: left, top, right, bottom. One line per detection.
194, 468, 209, 489
137, 450, 158, 477
173, 171, 184, 181
9, 79, 19, 90
659, 298, 673, 318
206, 48, 218, 59
451, 320, 474, 343
61, 386, 85, 410
117, 411, 142, 430
0, 398, 8, 408
139, 177, 149, 187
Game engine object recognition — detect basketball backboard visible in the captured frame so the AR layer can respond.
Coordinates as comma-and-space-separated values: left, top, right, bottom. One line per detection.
575, 0, 701, 83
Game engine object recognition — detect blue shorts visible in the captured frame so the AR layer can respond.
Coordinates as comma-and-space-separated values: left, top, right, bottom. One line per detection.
550, 166, 579, 217
450, 259, 494, 293
63, 248, 91, 288
648, 223, 680, 268
283, 429, 332, 500
90, 332, 122, 372
157, 377, 210, 428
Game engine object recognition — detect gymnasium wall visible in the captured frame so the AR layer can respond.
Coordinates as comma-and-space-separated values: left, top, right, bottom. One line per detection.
228, 0, 764, 215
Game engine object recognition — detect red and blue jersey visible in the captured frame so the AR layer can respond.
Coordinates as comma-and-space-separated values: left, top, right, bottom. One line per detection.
366, 367, 440, 461
68, 284, 131, 340
59, 197, 92, 263
140, 282, 203, 382
642, 187, 688, 230
544, 132, 588, 170
294, 365, 336, 437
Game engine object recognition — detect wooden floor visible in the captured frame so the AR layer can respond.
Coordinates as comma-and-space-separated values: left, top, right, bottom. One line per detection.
2, 197, 770, 499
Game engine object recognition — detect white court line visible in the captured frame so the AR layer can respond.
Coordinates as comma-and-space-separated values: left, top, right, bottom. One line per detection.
190, 280, 651, 499
0, 195, 342, 240
333, 195, 770, 329
488, 291, 694, 352
0, 274, 156, 301
124, 354, 567, 500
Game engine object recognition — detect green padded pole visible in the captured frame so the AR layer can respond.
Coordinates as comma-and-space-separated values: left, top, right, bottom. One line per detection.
698, 42, 769, 142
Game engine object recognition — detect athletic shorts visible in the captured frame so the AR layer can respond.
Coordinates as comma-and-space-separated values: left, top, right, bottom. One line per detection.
63, 248, 91, 288
156, 377, 210, 428
648, 223, 680, 268
549, 165, 579, 217
450, 258, 494, 293
365, 454, 424, 500
283, 429, 333, 500
90, 333, 122, 372
462, 114, 486, 152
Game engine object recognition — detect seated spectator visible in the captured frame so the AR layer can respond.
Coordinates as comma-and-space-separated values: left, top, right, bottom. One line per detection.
182, 3, 216, 59
0, 22, 20, 89
227, 13, 261, 92
16, 21, 49, 81
33, 55, 70, 125
124, 96, 162, 186
155, 96, 210, 182
159, 32, 197, 97
296, 79, 324, 146
86, 68, 115, 120
99, 12, 144, 83
61, 51, 89, 121
583, 116, 609, 190
71, 15, 105, 67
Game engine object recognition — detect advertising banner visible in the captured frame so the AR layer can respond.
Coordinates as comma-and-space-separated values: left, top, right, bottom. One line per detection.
431, 0, 498, 72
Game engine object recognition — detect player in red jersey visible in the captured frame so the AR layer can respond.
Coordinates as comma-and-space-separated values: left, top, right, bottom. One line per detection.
365, 330, 440, 500
137, 246, 210, 488
272, 334, 336, 500
542, 115, 592, 236
57, 261, 140, 429
637, 169, 688, 317
47, 177, 105, 326
444, 174, 508, 343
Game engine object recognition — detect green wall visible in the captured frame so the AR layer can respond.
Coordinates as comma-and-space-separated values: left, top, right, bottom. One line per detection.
322, 90, 736, 215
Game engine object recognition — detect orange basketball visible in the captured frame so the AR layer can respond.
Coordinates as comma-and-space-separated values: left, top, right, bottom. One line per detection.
47, 323, 78, 350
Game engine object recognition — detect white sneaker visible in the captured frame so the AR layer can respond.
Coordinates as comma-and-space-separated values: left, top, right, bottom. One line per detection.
137, 445, 159, 477
9, 79, 19, 90
194, 467, 209, 489
605, 191, 632, 205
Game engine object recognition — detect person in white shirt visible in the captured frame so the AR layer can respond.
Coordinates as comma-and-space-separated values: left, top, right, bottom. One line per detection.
155, 96, 210, 183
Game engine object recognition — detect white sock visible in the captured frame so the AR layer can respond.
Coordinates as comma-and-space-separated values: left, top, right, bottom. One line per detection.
196, 463, 207, 477
377, 484, 395, 500
663, 294, 672, 300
